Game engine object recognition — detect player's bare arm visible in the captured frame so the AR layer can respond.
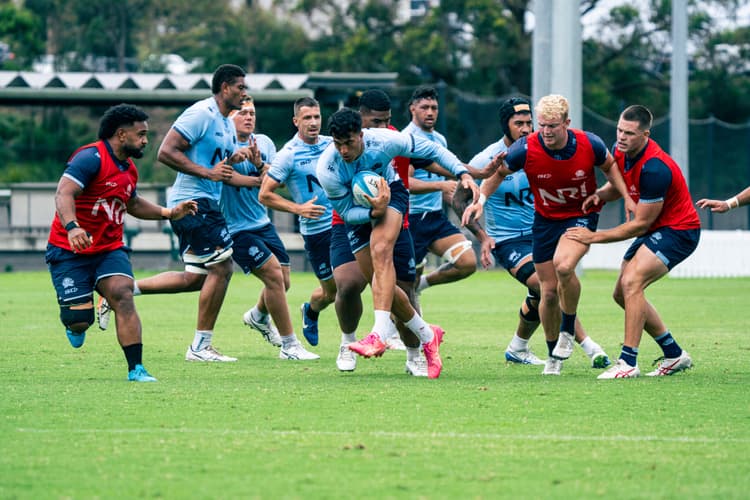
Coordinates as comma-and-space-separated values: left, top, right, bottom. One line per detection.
258, 176, 325, 219
460, 157, 508, 226
598, 153, 637, 217
158, 129, 234, 182
127, 196, 197, 221
224, 170, 262, 188
566, 200, 663, 244
55, 177, 93, 252
697, 185, 750, 213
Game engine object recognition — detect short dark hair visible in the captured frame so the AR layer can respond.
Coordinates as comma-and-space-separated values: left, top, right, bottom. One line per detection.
294, 96, 320, 116
327, 107, 362, 138
98, 104, 148, 139
211, 64, 246, 94
409, 85, 438, 105
621, 105, 653, 131
359, 89, 391, 113
498, 97, 532, 139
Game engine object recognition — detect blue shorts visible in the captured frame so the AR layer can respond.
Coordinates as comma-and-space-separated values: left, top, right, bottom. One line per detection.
303, 229, 333, 280
624, 227, 700, 270
532, 212, 599, 263
492, 235, 533, 270
330, 223, 356, 269
46, 244, 133, 305
231, 223, 290, 274
386, 180, 410, 217
409, 210, 462, 264
346, 223, 416, 283
170, 198, 233, 259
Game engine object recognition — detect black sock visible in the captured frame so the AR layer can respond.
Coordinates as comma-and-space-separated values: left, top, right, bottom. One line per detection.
306, 305, 320, 321
546, 340, 557, 357
122, 343, 143, 371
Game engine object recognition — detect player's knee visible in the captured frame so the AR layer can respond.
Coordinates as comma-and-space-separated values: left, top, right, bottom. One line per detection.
441, 240, 473, 266
60, 304, 94, 332
554, 259, 577, 279
612, 289, 625, 308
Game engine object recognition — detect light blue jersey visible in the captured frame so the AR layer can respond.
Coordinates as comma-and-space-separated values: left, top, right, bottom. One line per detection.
317, 128, 468, 225
402, 121, 448, 214
167, 96, 238, 206
268, 134, 333, 235
253, 133, 277, 167
469, 139, 534, 243
220, 138, 273, 234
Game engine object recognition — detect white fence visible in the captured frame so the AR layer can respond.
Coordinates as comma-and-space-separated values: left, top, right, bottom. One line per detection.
582, 230, 750, 277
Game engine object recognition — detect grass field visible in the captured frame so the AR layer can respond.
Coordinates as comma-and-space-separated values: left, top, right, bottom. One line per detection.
1, 269, 749, 499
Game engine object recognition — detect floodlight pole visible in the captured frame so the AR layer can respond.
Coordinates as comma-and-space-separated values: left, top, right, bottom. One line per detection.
671, 2, 690, 186
532, 0, 582, 128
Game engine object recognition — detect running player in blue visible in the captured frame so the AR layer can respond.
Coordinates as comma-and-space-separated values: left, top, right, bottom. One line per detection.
259, 97, 335, 347
464, 97, 610, 369
403, 86, 477, 304
119, 64, 250, 363
223, 97, 319, 361
317, 107, 479, 378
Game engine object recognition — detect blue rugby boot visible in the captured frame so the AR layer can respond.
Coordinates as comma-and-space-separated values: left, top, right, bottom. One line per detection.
300, 302, 319, 346
66, 328, 86, 348
128, 364, 158, 382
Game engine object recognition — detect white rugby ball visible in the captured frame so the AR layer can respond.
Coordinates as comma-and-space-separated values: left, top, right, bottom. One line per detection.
351, 170, 382, 208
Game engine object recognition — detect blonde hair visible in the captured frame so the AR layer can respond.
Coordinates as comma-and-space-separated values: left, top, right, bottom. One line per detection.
230, 97, 255, 117
535, 94, 569, 122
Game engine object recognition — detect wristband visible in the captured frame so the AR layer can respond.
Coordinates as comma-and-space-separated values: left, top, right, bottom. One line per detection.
477, 193, 487, 207
64, 220, 80, 232
161, 207, 172, 220
726, 196, 740, 210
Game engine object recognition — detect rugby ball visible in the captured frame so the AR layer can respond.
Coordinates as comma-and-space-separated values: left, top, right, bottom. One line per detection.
351, 170, 382, 208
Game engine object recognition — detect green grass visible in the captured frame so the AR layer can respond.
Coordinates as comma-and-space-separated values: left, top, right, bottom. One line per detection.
1, 269, 749, 499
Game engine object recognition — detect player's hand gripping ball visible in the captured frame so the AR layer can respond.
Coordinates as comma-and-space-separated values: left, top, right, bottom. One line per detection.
351, 170, 382, 208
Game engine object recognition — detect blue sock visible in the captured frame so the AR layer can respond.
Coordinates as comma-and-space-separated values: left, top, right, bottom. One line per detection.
620, 345, 638, 367
546, 340, 557, 357
654, 331, 682, 358
561, 312, 576, 334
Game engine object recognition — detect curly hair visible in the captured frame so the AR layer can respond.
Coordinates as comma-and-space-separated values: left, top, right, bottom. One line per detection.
98, 104, 148, 139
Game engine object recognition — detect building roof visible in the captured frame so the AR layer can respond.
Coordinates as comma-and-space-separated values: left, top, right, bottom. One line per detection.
0, 71, 398, 106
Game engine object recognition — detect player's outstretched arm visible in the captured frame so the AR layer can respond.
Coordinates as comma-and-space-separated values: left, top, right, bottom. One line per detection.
697, 185, 750, 213
127, 196, 197, 221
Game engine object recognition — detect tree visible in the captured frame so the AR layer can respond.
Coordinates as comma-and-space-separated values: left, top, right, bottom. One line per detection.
0, 1, 45, 69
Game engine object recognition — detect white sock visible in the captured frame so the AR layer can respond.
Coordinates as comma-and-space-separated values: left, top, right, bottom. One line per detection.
416, 275, 429, 293
406, 346, 421, 362
384, 319, 398, 339
405, 313, 434, 344
133, 283, 141, 296
509, 334, 529, 352
251, 306, 269, 324
372, 310, 392, 340
191, 330, 213, 351
341, 332, 357, 344
579, 336, 599, 358
281, 333, 298, 348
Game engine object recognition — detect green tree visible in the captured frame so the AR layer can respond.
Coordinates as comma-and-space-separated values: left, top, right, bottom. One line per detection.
0, 1, 44, 69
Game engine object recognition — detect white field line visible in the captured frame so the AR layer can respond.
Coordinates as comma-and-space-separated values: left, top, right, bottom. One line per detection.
13, 428, 750, 443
